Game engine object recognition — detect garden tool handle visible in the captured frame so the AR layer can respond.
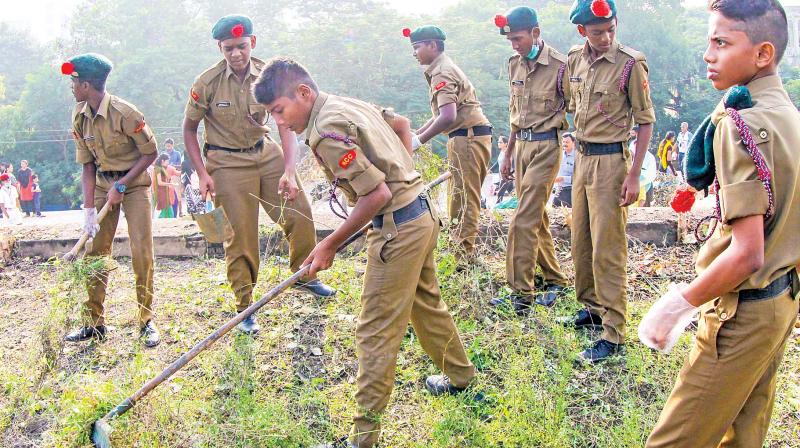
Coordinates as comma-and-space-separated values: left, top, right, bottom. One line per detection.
63, 202, 112, 261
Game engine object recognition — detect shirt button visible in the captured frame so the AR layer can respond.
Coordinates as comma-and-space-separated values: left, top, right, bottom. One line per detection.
719, 312, 728, 320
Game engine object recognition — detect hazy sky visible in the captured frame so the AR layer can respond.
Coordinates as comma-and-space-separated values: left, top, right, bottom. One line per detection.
1, 0, 798, 42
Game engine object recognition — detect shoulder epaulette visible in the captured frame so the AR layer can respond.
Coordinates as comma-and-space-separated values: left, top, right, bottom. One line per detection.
619, 45, 646, 62
195, 60, 227, 86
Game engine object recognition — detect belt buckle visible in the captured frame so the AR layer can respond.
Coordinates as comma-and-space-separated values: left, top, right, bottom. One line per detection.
521, 130, 529, 141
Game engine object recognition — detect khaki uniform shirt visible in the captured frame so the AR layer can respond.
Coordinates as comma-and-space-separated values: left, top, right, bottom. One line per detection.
508, 43, 570, 134
424, 53, 490, 135
73, 93, 157, 171
567, 41, 656, 143
305, 92, 423, 215
185, 58, 270, 149
696, 75, 800, 291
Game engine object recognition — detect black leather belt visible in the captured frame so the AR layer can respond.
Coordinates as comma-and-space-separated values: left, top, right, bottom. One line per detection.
448, 125, 493, 139
98, 169, 129, 178
739, 271, 794, 301
580, 141, 624, 155
205, 138, 264, 153
372, 195, 430, 229
516, 129, 558, 142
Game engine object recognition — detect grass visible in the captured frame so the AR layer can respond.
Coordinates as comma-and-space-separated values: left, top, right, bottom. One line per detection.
0, 232, 798, 447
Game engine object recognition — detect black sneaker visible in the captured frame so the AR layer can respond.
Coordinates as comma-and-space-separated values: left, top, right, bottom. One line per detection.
425, 375, 485, 402
236, 314, 260, 335
534, 284, 565, 308
140, 320, 160, 348
578, 339, 625, 364
558, 309, 603, 330
65, 325, 106, 343
293, 279, 337, 298
489, 293, 532, 315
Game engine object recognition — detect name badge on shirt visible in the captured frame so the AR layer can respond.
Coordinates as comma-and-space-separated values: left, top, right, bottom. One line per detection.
569, 77, 582, 82
84, 135, 95, 141
511, 80, 524, 87
216, 101, 231, 108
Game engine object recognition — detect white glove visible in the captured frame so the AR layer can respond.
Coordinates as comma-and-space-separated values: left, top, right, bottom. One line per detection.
83, 207, 100, 238
411, 133, 422, 151
638, 283, 698, 353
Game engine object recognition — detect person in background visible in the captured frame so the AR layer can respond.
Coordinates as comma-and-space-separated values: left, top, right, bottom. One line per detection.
31, 174, 43, 217
17, 160, 34, 217
676, 121, 693, 177
153, 153, 178, 218
552, 133, 576, 207
630, 126, 656, 207
164, 138, 183, 216
495, 135, 514, 204
0, 173, 22, 225
658, 131, 679, 176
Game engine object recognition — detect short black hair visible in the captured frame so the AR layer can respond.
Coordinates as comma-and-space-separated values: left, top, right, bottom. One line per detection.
164, 138, 174, 145
253, 57, 318, 105
79, 76, 107, 92
562, 133, 576, 144
709, 0, 789, 63
434, 40, 445, 52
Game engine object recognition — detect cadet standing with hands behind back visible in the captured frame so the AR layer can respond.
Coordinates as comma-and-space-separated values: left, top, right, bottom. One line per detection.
183, 15, 335, 335
561, 0, 655, 363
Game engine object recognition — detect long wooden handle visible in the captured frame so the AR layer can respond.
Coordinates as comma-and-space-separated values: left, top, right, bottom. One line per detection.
63, 202, 113, 260
100, 171, 453, 421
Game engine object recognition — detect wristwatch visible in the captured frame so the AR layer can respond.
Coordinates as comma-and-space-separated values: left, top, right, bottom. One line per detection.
114, 181, 127, 194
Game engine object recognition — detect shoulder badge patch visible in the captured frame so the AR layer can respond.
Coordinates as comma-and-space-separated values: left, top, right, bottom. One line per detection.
134, 119, 146, 134
434, 81, 447, 91
339, 149, 357, 169
642, 79, 650, 91
191, 89, 200, 102
72, 131, 81, 141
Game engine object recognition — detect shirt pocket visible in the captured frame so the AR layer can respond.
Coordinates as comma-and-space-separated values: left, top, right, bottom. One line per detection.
212, 101, 237, 127
594, 82, 628, 123
533, 90, 558, 114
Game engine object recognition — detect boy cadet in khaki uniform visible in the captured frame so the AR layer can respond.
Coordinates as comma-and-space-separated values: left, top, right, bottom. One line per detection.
641, 1, 800, 446
488, 6, 570, 313
183, 15, 335, 334
404, 26, 492, 263
62, 54, 161, 347
253, 58, 477, 448
561, 0, 655, 363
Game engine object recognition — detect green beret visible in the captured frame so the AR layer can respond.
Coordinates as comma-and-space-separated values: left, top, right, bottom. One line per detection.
404, 25, 446, 44
212, 14, 253, 41
495, 7, 539, 35
569, 0, 617, 25
61, 53, 113, 81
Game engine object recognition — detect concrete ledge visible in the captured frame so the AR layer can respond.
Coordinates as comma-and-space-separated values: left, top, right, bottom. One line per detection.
4, 207, 678, 261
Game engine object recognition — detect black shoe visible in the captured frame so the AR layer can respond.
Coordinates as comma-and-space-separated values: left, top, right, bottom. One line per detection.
25, 212, 31, 217
535, 284, 565, 308
293, 279, 337, 298
64, 325, 106, 343
312, 437, 356, 448
424, 375, 469, 396
559, 309, 603, 330
140, 320, 160, 347
489, 293, 533, 315
579, 340, 625, 364
236, 314, 260, 335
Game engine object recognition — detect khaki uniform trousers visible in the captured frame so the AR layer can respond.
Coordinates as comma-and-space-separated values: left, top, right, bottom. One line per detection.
205, 140, 316, 312
446, 133, 491, 260
85, 171, 154, 327
351, 207, 476, 447
506, 138, 568, 295
571, 149, 630, 344
646, 288, 800, 448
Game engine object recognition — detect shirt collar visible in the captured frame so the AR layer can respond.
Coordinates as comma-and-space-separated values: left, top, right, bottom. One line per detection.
305, 91, 330, 138
746, 74, 782, 97
225, 60, 259, 80
536, 43, 551, 66
82, 93, 111, 119
581, 40, 619, 64
424, 53, 448, 76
